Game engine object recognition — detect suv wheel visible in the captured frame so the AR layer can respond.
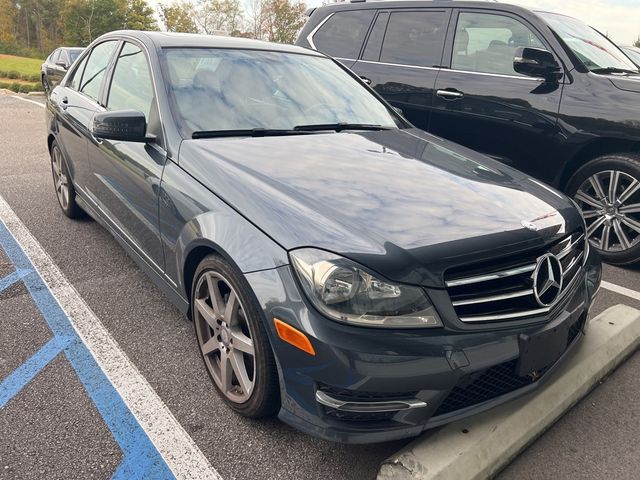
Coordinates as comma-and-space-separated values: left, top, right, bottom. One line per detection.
566, 153, 640, 265
191, 255, 280, 417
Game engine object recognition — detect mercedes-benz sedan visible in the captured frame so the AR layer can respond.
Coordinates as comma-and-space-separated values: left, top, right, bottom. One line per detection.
46, 31, 601, 443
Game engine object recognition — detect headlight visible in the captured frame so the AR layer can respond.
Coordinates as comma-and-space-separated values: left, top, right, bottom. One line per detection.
289, 248, 442, 328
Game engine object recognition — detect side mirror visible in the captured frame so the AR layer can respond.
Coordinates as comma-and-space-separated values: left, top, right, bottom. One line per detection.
513, 47, 562, 81
92, 110, 152, 143
55, 61, 69, 70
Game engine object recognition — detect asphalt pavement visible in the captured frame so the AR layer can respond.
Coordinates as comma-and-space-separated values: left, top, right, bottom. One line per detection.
1, 93, 639, 480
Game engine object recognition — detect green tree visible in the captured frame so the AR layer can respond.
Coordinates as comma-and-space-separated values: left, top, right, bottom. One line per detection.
124, 0, 158, 31
262, 0, 305, 44
195, 0, 244, 35
159, 2, 198, 33
61, 0, 127, 45
0, 0, 17, 43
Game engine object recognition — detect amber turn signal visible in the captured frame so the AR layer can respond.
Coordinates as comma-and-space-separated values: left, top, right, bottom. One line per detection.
273, 318, 316, 356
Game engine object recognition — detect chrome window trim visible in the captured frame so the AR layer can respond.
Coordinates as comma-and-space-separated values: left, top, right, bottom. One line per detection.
307, 12, 335, 50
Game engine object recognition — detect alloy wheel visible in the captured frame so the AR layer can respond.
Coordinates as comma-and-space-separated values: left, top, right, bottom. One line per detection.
51, 145, 70, 210
574, 170, 640, 252
194, 271, 256, 403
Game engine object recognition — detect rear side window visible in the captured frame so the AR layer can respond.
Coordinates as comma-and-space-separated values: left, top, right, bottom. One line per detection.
313, 10, 375, 59
380, 11, 448, 67
79, 41, 117, 102
362, 12, 389, 62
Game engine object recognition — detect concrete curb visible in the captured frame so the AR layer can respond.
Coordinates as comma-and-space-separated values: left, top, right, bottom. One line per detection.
378, 304, 640, 480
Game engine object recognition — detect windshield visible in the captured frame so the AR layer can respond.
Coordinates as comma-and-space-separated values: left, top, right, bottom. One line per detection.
623, 47, 640, 66
540, 12, 638, 72
160, 48, 402, 136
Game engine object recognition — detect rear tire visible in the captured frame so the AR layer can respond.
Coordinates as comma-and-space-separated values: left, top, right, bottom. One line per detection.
191, 254, 280, 418
566, 153, 640, 265
50, 140, 83, 219
42, 75, 50, 96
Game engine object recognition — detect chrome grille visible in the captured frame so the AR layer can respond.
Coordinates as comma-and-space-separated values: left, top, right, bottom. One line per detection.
445, 231, 586, 323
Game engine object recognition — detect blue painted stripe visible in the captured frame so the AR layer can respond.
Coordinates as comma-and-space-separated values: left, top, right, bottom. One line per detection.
0, 268, 31, 293
0, 221, 175, 479
0, 337, 65, 408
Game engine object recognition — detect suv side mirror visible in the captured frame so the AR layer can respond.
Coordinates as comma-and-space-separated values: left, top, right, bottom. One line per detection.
55, 61, 69, 70
92, 110, 152, 143
513, 47, 562, 81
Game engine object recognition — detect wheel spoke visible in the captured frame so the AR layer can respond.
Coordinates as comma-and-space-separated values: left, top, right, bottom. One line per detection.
582, 209, 601, 219
618, 179, 640, 204
195, 298, 218, 330
621, 216, 640, 235
230, 350, 252, 395
232, 331, 254, 355
600, 224, 611, 250
224, 290, 239, 325
608, 171, 620, 203
619, 203, 640, 214
206, 274, 225, 317
586, 215, 606, 238
589, 174, 607, 201
219, 351, 232, 394
201, 337, 220, 355
575, 190, 604, 210
612, 219, 631, 249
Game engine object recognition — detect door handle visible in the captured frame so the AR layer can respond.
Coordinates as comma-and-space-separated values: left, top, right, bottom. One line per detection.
61, 96, 69, 110
359, 76, 372, 85
436, 89, 464, 100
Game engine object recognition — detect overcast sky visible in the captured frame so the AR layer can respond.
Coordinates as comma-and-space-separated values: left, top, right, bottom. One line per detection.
303, 0, 640, 46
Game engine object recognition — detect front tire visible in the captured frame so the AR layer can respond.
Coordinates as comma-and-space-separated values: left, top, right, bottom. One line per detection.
50, 141, 83, 219
191, 255, 280, 418
566, 153, 640, 265
42, 75, 50, 96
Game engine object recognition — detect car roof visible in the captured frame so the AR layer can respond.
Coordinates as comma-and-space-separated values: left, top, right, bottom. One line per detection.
313, 0, 534, 15
101, 30, 323, 56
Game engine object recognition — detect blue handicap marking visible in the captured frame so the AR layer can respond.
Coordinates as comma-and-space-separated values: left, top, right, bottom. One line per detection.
0, 221, 175, 479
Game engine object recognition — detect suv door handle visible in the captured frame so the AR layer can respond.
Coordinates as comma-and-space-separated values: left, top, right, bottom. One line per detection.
359, 76, 372, 85
437, 89, 464, 100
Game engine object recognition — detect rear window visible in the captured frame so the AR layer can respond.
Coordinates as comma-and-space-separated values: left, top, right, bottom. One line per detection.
312, 10, 375, 59
380, 11, 448, 67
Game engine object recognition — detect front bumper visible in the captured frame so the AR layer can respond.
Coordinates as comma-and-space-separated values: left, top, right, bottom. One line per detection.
245, 246, 602, 444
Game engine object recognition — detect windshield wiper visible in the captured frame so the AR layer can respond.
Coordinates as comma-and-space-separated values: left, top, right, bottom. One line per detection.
591, 67, 639, 75
293, 123, 393, 132
192, 128, 305, 139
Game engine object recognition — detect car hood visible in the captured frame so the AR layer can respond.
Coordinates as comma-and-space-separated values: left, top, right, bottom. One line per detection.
608, 75, 640, 93
179, 129, 583, 287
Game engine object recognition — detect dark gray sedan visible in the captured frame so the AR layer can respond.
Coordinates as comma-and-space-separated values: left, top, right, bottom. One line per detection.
41, 47, 84, 95
45, 31, 601, 443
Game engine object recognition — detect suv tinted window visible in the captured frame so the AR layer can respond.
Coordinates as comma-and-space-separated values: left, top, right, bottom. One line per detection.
79, 41, 117, 102
380, 11, 447, 67
107, 43, 154, 119
313, 10, 375, 59
362, 12, 389, 62
452, 13, 545, 76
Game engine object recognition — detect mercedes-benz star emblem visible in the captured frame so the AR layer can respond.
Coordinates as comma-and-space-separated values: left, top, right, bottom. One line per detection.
532, 254, 564, 307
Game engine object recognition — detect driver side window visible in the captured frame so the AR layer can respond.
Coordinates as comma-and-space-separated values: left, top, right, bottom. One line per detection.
452, 12, 545, 76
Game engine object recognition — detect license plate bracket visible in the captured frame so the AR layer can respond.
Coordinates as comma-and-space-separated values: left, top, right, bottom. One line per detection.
517, 312, 571, 377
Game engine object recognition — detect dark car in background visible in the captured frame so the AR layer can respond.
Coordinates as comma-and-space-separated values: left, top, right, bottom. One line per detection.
45, 31, 600, 443
621, 46, 640, 66
41, 47, 84, 94
299, 1, 640, 265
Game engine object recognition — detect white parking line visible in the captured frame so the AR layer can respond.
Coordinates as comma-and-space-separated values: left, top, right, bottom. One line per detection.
0, 193, 221, 480
10, 94, 46, 108
601, 281, 640, 302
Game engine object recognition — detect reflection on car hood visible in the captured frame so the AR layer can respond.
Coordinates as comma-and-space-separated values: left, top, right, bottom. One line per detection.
608, 76, 640, 93
179, 129, 583, 286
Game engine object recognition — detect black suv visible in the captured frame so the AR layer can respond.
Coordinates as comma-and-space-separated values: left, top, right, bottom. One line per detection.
298, 1, 640, 265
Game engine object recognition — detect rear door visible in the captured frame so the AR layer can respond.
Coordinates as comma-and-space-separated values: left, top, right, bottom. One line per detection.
88, 40, 166, 270
429, 10, 563, 181
350, 8, 451, 131
54, 41, 118, 190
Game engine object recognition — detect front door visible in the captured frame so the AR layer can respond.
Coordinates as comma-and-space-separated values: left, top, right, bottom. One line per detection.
430, 10, 563, 183
88, 41, 166, 270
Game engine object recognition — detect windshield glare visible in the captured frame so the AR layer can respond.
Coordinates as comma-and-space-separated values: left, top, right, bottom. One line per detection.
540, 12, 638, 72
161, 48, 401, 136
